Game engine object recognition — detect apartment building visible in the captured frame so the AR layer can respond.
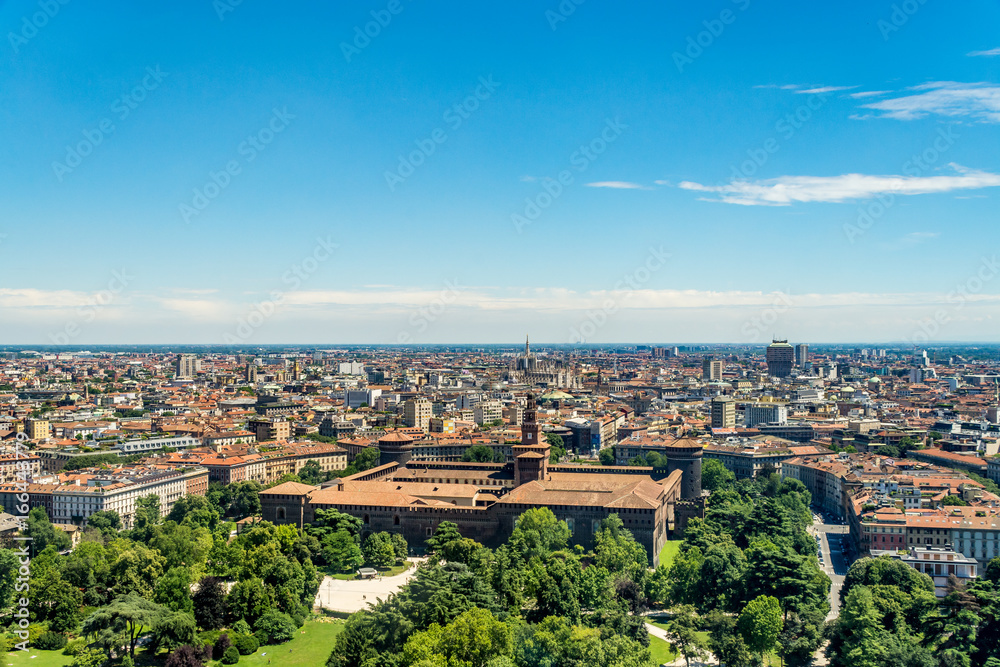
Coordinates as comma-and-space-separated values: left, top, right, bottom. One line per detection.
404, 398, 433, 431
52, 465, 208, 528
0, 452, 41, 483
473, 400, 503, 426
251, 419, 291, 442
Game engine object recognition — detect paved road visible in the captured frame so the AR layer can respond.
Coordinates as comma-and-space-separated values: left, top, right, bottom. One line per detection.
809, 512, 851, 620
315, 558, 425, 613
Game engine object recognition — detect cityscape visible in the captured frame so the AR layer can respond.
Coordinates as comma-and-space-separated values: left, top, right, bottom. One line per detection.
3, 2, 1000, 667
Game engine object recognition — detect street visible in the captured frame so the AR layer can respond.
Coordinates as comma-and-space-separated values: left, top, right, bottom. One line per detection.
810, 510, 852, 620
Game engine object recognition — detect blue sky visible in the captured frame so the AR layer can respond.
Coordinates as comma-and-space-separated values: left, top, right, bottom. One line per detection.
2, 0, 999, 345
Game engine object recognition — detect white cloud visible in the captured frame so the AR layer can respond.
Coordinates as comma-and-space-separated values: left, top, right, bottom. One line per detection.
677, 165, 1000, 206
796, 85, 857, 94
850, 90, 892, 98
968, 47, 1000, 57
861, 81, 1000, 122
585, 181, 652, 190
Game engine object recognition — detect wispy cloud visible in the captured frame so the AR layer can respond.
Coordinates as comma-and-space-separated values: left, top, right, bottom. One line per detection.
677, 164, 1000, 206
850, 90, 892, 99
861, 81, 1000, 122
899, 232, 940, 246
796, 85, 857, 94
968, 47, 1000, 57
585, 181, 652, 190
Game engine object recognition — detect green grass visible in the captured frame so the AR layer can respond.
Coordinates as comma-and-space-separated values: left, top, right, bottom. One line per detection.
657, 540, 682, 570
326, 561, 413, 580
4, 648, 73, 667
649, 636, 678, 665
239, 618, 345, 667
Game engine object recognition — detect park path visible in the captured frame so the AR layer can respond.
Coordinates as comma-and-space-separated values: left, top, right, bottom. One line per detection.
315, 558, 425, 613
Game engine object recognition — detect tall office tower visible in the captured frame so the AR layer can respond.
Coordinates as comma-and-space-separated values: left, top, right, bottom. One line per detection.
710, 395, 736, 428
175, 354, 200, 378
702, 357, 724, 381
795, 343, 809, 367
765, 339, 794, 378
403, 398, 433, 431
246, 363, 258, 383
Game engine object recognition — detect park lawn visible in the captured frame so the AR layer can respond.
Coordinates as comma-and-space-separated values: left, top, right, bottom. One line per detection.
326, 560, 412, 580
657, 540, 682, 570
649, 636, 678, 665
240, 618, 345, 667
4, 647, 73, 667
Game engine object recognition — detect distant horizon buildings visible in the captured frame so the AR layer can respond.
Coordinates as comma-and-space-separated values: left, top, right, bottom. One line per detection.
795, 343, 809, 367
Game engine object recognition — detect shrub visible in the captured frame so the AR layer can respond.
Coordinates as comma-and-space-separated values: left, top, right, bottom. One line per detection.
253, 610, 297, 645
231, 620, 252, 636
222, 645, 240, 664
35, 631, 68, 650
63, 638, 87, 656
230, 632, 259, 656
213, 633, 231, 660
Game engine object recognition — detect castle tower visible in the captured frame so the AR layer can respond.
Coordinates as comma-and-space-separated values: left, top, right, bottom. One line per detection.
665, 437, 704, 499
378, 431, 414, 467
513, 392, 549, 486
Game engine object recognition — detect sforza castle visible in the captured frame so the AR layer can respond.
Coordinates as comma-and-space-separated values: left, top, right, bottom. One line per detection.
261, 394, 705, 565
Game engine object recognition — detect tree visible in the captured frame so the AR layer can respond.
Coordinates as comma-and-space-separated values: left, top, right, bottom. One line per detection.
462, 445, 495, 462
227, 578, 272, 626
510, 508, 570, 560
323, 529, 364, 573
299, 460, 324, 485
229, 481, 263, 518
664, 605, 708, 667
353, 446, 380, 472
87, 510, 122, 535
986, 557, 1000, 583
27, 507, 71, 555
702, 458, 736, 492
427, 521, 463, 554
942, 495, 969, 506
109, 541, 165, 598
155, 566, 194, 613
363, 532, 396, 569
402, 607, 512, 667
391, 533, 408, 562
165, 644, 210, 667
151, 610, 198, 653
253, 609, 297, 645
738, 595, 783, 657
598, 448, 615, 466
593, 514, 649, 581
0, 547, 20, 610
82, 594, 167, 659
192, 576, 227, 630
166, 495, 219, 529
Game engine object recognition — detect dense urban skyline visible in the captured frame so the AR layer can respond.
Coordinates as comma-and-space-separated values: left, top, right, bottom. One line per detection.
2, 2, 1000, 343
